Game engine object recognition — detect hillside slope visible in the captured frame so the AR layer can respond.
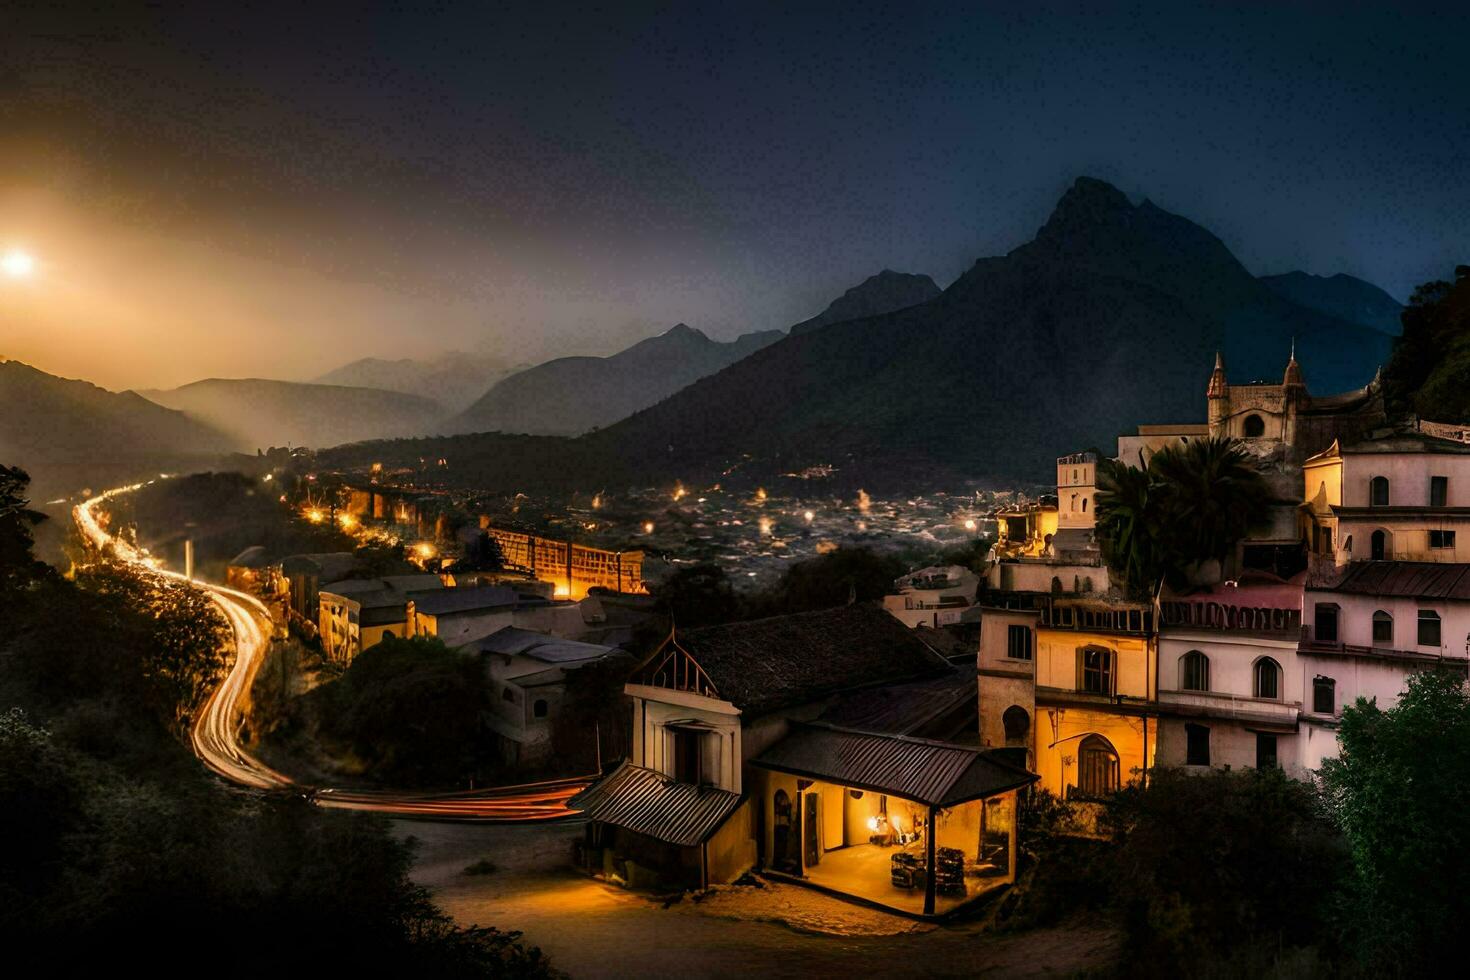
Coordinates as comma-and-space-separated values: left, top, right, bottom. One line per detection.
788, 270, 941, 336
138, 378, 444, 450
314, 352, 520, 412
1260, 271, 1403, 335
444, 324, 782, 436
0, 359, 233, 498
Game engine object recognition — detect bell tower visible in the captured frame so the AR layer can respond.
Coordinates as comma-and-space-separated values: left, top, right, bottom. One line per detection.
1206, 351, 1229, 437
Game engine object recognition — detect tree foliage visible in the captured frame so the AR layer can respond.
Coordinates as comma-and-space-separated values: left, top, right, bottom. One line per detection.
1104, 766, 1346, 974
1383, 265, 1470, 421
1320, 668, 1470, 973
1096, 435, 1270, 597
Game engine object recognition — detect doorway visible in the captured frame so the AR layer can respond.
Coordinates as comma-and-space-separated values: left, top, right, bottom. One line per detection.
1371, 530, 1386, 561
803, 792, 821, 868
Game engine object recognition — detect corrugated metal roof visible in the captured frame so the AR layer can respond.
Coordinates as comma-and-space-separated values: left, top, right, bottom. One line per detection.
1316, 561, 1470, 600
753, 723, 1035, 807
567, 761, 743, 847
413, 585, 520, 616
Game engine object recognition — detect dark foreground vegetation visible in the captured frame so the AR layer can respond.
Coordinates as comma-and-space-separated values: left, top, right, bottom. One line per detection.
1004, 668, 1470, 978
0, 465, 557, 977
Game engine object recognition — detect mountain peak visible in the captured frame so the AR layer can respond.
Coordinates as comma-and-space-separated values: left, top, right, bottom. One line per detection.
789, 270, 940, 336
662, 322, 708, 341
1039, 177, 1135, 237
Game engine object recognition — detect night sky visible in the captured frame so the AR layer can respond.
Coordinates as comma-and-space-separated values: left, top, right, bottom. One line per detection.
3, 1, 1467, 389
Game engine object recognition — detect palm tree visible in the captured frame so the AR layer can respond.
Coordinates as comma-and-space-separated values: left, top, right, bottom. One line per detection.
1149, 435, 1271, 571
1095, 454, 1164, 598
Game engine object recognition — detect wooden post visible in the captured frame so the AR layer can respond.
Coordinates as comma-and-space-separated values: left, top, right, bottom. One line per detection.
923, 803, 937, 915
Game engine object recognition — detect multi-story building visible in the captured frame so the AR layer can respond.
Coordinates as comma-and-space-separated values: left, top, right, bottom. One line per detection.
482, 521, 646, 598
882, 564, 981, 628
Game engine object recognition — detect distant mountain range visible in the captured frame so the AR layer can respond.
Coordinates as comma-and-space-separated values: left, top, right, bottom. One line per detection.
1259, 271, 1403, 336
137, 378, 444, 451
321, 176, 1398, 491
443, 324, 783, 436
788, 270, 940, 336
0, 358, 233, 499
313, 352, 522, 412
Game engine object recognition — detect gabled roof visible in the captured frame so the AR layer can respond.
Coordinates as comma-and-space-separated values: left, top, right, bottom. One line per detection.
816, 670, 977, 736
659, 603, 952, 716
1311, 561, 1470, 601
752, 722, 1035, 807
567, 761, 743, 846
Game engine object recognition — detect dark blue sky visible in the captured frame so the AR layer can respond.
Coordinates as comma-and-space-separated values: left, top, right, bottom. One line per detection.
3, 1, 1467, 387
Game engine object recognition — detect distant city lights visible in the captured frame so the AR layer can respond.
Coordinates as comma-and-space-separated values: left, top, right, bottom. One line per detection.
305, 508, 325, 523
642, 521, 655, 534
964, 518, 977, 531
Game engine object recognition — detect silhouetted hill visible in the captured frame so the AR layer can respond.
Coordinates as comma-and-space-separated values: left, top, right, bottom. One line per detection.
138, 378, 443, 451
314, 352, 521, 412
788, 270, 941, 336
1260, 271, 1403, 335
0, 358, 233, 498
444, 324, 783, 436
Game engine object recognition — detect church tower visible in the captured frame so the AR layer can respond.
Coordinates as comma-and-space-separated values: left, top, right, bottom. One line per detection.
1282, 340, 1306, 446
1206, 351, 1229, 437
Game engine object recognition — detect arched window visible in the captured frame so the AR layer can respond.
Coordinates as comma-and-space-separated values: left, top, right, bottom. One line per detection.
1078, 647, 1115, 695
1077, 735, 1120, 798
1179, 650, 1210, 691
1344, 534, 1353, 554
1371, 476, 1390, 507
1243, 414, 1266, 437
1051, 576, 1063, 594
1081, 498, 1088, 512
1372, 610, 1393, 646
533, 699, 548, 718
1371, 529, 1387, 561
1254, 657, 1282, 700
1002, 706, 1030, 745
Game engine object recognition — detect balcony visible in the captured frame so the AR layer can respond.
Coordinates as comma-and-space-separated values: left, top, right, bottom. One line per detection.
1299, 626, 1470, 665
1157, 687, 1300, 725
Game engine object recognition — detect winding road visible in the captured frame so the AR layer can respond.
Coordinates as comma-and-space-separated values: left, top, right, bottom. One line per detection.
74, 483, 587, 820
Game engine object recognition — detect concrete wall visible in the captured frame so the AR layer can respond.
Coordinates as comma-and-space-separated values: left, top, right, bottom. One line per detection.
1342, 453, 1470, 508
1035, 629, 1152, 699
1305, 591, 1470, 657
1034, 705, 1154, 798
705, 798, 758, 884
1158, 632, 1302, 705
625, 685, 742, 793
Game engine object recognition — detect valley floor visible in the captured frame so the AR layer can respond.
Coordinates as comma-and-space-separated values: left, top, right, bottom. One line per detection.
402, 818, 1120, 979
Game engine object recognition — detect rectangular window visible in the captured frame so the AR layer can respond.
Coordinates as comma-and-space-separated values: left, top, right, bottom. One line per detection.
1006, 624, 1033, 660
1079, 647, 1114, 695
1185, 724, 1210, 766
1372, 613, 1393, 645
1432, 476, 1449, 507
1315, 604, 1339, 644
1419, 610, 1442, 647
672, 727, 704, 785
1255, 733, 1277, 770
1430, 530, 1456, 550
1313, 676, 1336, 715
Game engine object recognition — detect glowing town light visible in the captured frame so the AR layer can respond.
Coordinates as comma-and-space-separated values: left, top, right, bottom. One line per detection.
642, 521, 655, 534
803, 509, 814, 523
261, 473, 273, 482
306, 508, 325, 523
338, 513, 357, 530
759, 517, 773, 536
591, 493, 602, 510
964, 518, 977, 531
2, 249, 35, 279
755, 487, 767, 502
856, 489, 871, 514
413, 541, 436, 559
673, 482, 686, 501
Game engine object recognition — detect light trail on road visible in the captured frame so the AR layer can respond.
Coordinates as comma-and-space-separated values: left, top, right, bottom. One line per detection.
75, 483, 589, 820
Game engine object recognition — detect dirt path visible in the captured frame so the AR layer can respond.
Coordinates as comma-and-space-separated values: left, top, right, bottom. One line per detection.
401, 819, 1119, 979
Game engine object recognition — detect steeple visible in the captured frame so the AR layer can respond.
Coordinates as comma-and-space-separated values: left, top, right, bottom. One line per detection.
1283, 339, 1305, 388
1206, 350, 1228, 399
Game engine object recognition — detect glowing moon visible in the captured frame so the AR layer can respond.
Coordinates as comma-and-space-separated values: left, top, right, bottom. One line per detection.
2, 250, 35, 279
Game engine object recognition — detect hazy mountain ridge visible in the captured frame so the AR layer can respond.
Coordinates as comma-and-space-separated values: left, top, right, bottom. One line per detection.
0, 358, 234, 498
138, 378, 445, 451
1259, 271, 1403, 336
788, 270, 941, 336
444, 323, 785, 437
314, 352, 522, 412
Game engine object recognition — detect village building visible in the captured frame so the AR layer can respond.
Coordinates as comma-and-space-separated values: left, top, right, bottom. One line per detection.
1302, 430, 1470, 566
987, 454, 1110, 595
483, 521, 646, 599
1154, 582, 1307, 775
317, 573, 446, 664
407, 584, 593, 647
569, 604, 1034, 916
882, 564, 981, 628
470, 626, 629, 768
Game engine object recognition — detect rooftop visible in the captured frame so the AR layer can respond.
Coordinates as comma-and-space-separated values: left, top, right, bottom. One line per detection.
471, 625, 623, 665
566, 761, 743, 847
1311, 561, 1470, 601
412, 585, 523, 616
667, 603, 952, 717
752, 722, 1035, 807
